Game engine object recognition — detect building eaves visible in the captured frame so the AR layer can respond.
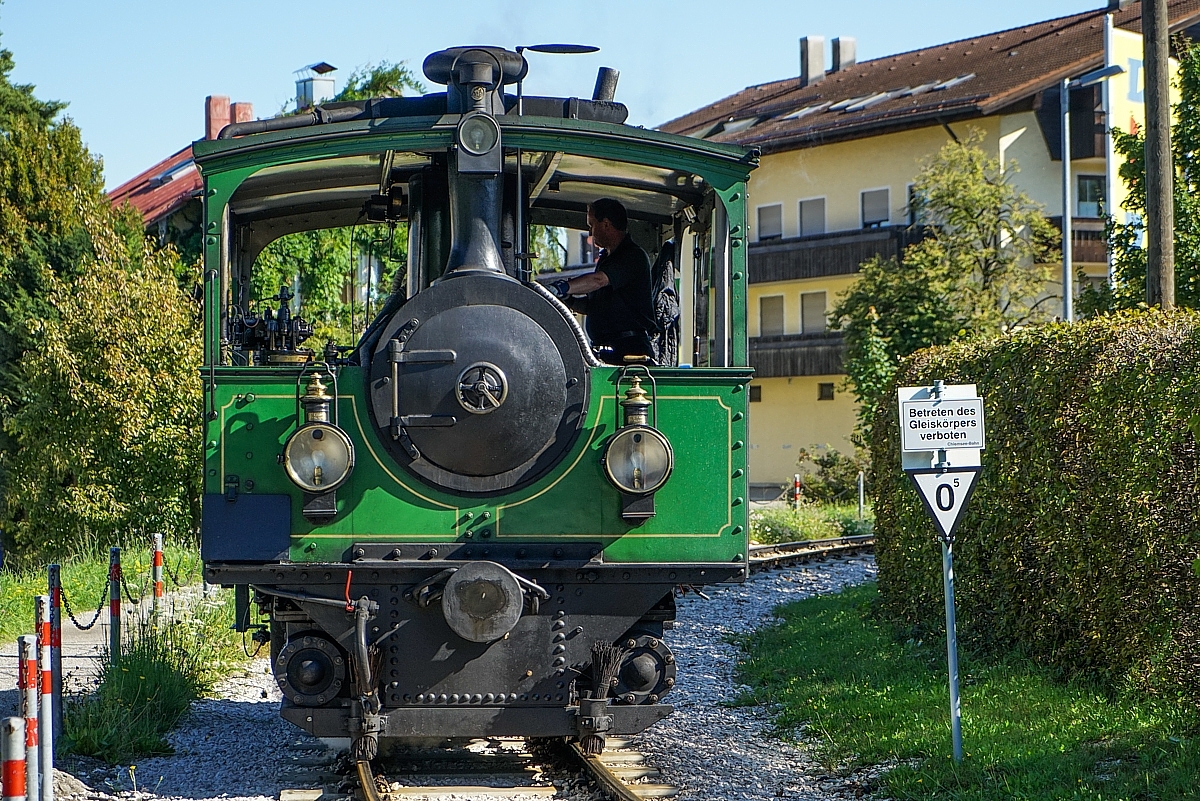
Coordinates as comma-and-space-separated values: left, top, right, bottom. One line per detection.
660, 0, 1200, 151
108, 144, 201, 226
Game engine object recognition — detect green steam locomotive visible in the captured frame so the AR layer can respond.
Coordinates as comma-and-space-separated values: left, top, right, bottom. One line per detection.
197, 45, 756, 758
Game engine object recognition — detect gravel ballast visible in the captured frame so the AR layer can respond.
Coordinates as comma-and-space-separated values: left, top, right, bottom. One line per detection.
56, 557, 877, 801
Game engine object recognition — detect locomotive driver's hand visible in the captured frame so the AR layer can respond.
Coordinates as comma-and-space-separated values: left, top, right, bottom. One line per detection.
550, 279, 571, 299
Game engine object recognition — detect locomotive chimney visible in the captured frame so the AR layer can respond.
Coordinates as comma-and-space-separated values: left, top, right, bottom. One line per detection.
592, 67, 619, 101
422, 47, 529, 278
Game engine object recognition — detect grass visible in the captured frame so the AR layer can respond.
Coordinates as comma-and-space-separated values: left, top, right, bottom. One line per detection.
735, 582, 1200, 800
0, 542, 203, 643
60, 589, 250, 764
750, 501, 873, 544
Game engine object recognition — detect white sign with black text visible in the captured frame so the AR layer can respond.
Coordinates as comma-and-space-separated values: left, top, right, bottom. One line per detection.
907, 468, 981, 540
900, 397, 986, 452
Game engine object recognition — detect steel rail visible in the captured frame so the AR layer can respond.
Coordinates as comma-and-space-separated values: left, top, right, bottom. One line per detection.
568, 740, 677, 801
748, 534, 874, 572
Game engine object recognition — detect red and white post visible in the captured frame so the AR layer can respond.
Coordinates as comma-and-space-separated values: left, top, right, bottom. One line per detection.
45, 567, 61, 741
793, 474, 801, 511
17, 637, 37, 801
108, 548, 121, 666
152, 533, 164, 619
35, 598, 52, 801
2, 717, 25, 801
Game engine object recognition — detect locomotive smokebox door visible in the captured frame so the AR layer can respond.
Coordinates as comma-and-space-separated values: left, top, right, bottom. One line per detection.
368, 272, 589, 494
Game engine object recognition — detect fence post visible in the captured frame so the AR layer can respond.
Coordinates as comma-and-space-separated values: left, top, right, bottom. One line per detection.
45, 567, 61, 741
793, 474, 801, 511
17, 637, 37, 801
2, 717, 25, 801
857, 470, 865, 521
108, 548, 121, 666
34, 598, 52, 801
152, 534, 164, 620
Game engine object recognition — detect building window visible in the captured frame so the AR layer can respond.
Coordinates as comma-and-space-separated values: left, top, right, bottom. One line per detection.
579, 232, 595, 263
759, 295, 785, 336
818, 382, 835, 401
800, 291, 826, 334
749, 385, 762, 402
907, 184, 926, 225
756, 204, 783, 240
1077, 175, 1105, 218
798, 197, 825, 236
861, 188, 890, 228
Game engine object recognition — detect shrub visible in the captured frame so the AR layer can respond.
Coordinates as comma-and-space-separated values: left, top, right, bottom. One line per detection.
62, 590, 247, 763
750, 503, 872, 544
794, 446, 871, 503
870, 309, 1200, 701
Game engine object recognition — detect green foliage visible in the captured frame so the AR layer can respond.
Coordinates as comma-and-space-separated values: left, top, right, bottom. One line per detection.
0, 208, 202, 566
794, 445, 871, 503
0, 36, 199, 565
871, 309, 1200, 705
833, 130, 1057, 435
1089, 35, 1200, 313
749, 502, 872, 544
62, 591, 249, 764
331, 60, 425, 102
736, 583, 1200, 800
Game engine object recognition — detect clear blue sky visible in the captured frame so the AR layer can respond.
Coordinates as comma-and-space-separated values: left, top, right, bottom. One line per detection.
1, 0, 1101, 189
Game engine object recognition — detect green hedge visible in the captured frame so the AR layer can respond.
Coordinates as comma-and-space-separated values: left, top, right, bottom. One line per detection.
871, 309, 1200, 700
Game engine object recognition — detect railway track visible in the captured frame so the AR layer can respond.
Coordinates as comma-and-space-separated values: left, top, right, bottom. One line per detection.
276, 542, 874, 801
748, 534, 875, 572
280, 736, 678, 801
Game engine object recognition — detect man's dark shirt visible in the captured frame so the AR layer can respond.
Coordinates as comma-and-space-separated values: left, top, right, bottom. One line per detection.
585, 235, 657, 344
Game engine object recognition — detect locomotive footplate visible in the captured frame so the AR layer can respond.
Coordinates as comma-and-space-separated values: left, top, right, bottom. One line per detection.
281, 700, 674, 739
205, 558, 747, 587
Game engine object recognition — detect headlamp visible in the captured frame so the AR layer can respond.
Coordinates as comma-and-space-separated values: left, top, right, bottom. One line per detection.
283, 422, 355, 493
603, 425, 673, 495
458, 112, 500, 156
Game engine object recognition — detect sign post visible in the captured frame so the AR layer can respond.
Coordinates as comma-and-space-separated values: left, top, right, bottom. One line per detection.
898, 380, 985, 763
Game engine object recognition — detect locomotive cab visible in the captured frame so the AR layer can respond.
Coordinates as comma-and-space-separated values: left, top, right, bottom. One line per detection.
196, 46, 756, 754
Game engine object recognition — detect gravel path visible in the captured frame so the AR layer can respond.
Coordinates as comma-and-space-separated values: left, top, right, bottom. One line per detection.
53, 557, 878, 801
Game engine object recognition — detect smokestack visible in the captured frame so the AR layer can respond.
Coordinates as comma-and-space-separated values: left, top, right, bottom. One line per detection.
592, 67, 619, 102
800, 36, 825, 87
205, 95, 230, 140
230, 102, 254, 125
832, 37, 856, 72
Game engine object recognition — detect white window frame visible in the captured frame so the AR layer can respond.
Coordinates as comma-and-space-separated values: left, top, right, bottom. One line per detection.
755, 202, 785, 241
758, 293, 786, 337
797, 196, 827, 237
860, 186, 891, 229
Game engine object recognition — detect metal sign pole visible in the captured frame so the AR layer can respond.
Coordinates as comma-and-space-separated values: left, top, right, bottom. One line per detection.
940, 534, 963, 762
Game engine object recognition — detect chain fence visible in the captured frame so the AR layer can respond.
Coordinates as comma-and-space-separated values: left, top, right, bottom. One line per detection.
60, 582, 107, 631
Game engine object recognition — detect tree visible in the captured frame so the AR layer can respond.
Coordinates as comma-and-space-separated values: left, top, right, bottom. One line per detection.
0, 213, 201, 565
832, 130, 1058, 435
0, 33, 200, 565
1082, 35, 1200, 313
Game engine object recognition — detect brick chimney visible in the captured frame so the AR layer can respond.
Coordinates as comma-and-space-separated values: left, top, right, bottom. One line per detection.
800, 36, 825, 87
205, 95, 231, 140
231, 101, 254, 125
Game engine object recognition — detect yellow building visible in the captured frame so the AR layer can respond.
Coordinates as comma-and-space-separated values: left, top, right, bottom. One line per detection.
661, 1, 1200, 493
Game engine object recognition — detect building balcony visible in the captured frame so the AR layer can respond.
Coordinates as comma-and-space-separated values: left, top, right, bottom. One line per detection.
748, 225, 927, 284
749, 331, 846, 378
1047, 217, 1108, 265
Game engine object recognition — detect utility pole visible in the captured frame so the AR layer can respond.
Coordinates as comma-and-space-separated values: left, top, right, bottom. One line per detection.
1144, 0, 1174, 308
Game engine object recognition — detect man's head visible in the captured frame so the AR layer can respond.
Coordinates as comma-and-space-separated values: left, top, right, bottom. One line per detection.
587, 198, 628, 251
